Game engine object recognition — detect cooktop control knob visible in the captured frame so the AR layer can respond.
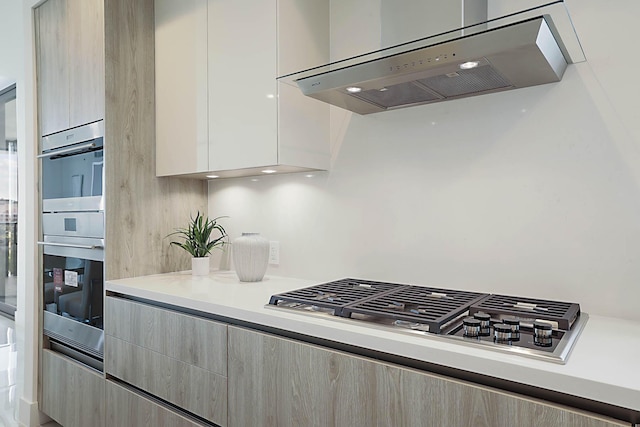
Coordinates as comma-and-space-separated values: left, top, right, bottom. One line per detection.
533, 320, 553, 347
463, 317, 481, 338
473, 312, 491, 336
493, 323, 512, 343
503, 317, 520, 341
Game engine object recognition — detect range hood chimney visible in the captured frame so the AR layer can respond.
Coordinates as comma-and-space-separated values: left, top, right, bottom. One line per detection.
281, 2, 585, 115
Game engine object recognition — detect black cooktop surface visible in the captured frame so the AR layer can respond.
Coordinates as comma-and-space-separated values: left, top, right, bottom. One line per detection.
269, 278, 581, 334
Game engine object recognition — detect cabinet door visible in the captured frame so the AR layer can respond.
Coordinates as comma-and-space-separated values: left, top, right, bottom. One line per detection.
105, 297, 228, 375
106, 380, 209, 427
227, 326, 628, 427
106, 336, 228, 425
40, 350, 105, 427
104, 297, 228, 426
208, 0, 278, 171
68, 0, 105, 128
277, 0, 329, 76
155, 0, 209, 176
35, 0, 70, 136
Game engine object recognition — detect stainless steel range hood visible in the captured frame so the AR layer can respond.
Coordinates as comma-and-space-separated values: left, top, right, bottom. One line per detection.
279, 2, 586, 115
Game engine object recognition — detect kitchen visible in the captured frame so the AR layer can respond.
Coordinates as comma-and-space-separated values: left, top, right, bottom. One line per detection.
4, 0, 640, 426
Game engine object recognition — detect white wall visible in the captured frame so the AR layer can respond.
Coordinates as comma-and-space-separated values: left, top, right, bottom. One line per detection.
209, 0, 640, 322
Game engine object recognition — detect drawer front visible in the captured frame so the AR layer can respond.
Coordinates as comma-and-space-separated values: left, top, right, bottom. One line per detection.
41, 350, 105, 427
105, 335, 227, 426
106, 380, 208, 427
105, 296, 227, 376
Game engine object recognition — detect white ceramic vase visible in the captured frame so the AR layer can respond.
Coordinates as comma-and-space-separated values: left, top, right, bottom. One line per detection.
232, 233, 269, 282
191, 257, 210, 276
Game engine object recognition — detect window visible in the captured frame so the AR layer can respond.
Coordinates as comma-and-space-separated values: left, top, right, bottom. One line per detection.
0, 84, 17, 315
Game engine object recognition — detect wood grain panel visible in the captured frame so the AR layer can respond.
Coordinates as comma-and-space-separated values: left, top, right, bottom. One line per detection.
105, 296, 227, 375
68, 0, 105, 127
227, 326, 627, 427
35, 0, 69, 136
103, 0, 207, 280
41, 350, 105, 427
106, 380, 208, 427
105, 335, 227, 426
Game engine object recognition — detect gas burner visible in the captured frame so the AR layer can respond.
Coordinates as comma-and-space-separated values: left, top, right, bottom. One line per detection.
267, 278, 588, 363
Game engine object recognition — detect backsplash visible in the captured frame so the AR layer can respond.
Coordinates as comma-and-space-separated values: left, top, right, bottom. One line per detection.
209, 0, 640, 322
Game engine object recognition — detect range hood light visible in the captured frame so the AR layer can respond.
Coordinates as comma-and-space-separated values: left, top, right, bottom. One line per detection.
206, 175, 219, 179
261, 169, 277, 174
459, 61, 479, 70
346, 86, 362, 93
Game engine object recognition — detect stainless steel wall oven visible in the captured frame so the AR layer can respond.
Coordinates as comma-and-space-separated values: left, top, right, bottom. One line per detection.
38, 120, 105, 370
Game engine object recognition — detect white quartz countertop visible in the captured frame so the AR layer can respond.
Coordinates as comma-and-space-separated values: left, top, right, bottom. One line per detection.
106, 271, 640, 412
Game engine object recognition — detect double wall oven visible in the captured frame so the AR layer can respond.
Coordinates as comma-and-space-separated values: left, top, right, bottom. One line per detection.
38, 120, 105, 370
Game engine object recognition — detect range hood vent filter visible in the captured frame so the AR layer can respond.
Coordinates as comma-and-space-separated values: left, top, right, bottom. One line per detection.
353, 82, 441, 109
417, 64, 512, 98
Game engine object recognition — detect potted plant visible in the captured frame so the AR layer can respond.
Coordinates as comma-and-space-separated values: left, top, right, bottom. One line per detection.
168, 211, 228, 275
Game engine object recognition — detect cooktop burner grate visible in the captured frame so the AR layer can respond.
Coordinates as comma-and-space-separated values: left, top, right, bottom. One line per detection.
268, 278, 403, 315
341, 286, 488, 334
267, 278, 587, 364
468, 294, 581, 330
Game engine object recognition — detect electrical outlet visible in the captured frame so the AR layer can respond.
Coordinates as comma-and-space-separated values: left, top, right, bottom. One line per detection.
269, 241, 280, 265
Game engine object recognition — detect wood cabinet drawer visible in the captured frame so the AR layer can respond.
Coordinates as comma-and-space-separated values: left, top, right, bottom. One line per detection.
228, 326, 628, 427
105, 296, 227, 376
41, 349, 105, 427
105, 335, 227, 426
106, 380, 209, 427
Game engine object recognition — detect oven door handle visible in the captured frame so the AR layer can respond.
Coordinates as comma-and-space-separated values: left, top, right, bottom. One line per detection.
37, 241, 104, 250
37, 142, 96, 159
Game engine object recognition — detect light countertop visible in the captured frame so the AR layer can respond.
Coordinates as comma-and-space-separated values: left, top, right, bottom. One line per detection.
106, 271, 640, 413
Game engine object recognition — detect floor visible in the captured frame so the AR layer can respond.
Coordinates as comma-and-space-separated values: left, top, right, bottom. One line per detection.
0, 314, 17, 427
0, 315, 60, 427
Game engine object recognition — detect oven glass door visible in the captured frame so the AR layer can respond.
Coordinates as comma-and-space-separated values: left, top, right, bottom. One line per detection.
39, 121, 104, 213
41, 236, 104, 359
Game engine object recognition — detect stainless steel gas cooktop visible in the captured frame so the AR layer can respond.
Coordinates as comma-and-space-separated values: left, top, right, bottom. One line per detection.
267, 278, 588, 364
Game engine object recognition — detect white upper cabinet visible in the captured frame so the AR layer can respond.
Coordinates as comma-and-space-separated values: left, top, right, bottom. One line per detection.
155, 0, 330, 178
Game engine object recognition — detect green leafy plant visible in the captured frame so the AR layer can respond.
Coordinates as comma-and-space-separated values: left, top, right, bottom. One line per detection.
168, 212, 228, 258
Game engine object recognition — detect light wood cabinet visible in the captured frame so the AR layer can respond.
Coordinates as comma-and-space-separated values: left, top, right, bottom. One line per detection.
41, 350, 105, 427
35, 0, 104, 136
36, 0, 209, 423
106, 380, 208, 427
105, 297, 227, 375
155, 0, 330, 178
34, 0, 68, 137
227, 326, 628, 427
68, 0, 105, 129
106, 336, 227, 424
105, 297, 228, 426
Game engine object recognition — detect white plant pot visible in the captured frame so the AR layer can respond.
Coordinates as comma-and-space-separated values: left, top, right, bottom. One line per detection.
232, 233, 269, 282
191, 257, 210, 276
